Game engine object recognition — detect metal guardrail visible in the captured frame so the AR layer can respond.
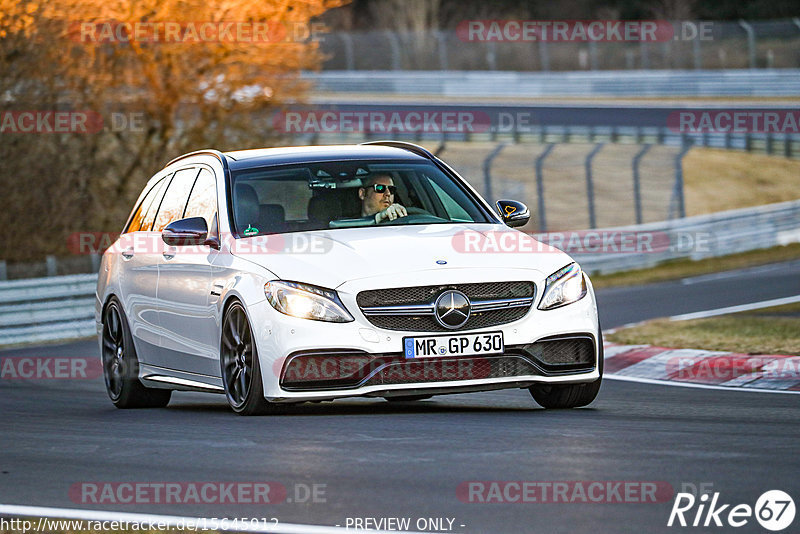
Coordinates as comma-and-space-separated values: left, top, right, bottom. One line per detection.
0, 274, 96, 346
1, 200, 798, 346
305, 69, 800, 97
573, 199, 800, 274
320, 21, 800, 71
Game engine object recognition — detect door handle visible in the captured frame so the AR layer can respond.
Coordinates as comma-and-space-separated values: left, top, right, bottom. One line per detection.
162, 252, 175, 260
121, 247, 134, 259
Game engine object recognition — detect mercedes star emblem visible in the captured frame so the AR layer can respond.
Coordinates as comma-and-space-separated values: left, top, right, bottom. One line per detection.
434, 290, 471, 329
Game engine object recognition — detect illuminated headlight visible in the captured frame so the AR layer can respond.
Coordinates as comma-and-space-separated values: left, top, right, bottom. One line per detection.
264, 281, 354, 323
538, 263, 587, 310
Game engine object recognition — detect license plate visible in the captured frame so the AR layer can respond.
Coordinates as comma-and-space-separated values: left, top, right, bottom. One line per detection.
403, 332, 504, 359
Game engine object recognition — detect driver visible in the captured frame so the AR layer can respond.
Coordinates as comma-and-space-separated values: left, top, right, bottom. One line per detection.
359, 173, 408, 224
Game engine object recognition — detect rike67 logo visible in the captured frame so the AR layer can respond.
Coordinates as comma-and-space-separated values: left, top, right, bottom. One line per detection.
668, 490, 795, 531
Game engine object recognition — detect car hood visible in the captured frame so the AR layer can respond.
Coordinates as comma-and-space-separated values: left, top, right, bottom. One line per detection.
230, 224, 574, 289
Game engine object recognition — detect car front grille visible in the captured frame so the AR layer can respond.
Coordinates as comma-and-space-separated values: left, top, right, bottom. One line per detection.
357, 281, 535, 332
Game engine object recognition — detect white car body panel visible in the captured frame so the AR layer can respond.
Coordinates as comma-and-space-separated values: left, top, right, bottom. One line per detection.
96, 145, 601, 406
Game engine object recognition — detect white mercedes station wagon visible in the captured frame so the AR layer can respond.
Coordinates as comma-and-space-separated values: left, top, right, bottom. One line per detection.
96, 142, 602, 415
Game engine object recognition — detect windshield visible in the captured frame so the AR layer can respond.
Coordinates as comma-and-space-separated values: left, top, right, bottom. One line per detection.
229, 160, 493, 236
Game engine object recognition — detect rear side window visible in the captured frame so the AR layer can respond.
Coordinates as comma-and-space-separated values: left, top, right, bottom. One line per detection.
126, 176, 167, 233
153, 168, 199, 232
183, 168, 217, 230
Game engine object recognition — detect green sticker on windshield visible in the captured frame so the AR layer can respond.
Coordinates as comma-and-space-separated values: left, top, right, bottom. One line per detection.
243, 225, 259, 237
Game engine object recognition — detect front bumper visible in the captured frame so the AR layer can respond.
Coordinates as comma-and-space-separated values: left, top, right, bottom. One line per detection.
280, 334, 597, 391
251, 271, 601, 402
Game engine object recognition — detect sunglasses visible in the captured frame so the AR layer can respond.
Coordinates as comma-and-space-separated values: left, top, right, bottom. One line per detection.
368, 184, 397, 195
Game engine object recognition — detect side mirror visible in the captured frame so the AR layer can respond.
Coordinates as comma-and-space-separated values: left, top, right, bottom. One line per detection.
496, 200, 530, 228
162, 217, 209, 247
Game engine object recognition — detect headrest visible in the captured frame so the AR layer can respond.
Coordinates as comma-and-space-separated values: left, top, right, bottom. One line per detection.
234, 183, 260, 231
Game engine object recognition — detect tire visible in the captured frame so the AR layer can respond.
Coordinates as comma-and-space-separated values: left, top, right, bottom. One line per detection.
384, 395, 433, 402
529, 332, 604, 409
101, 298, 171, 409
220, 301, 274, 416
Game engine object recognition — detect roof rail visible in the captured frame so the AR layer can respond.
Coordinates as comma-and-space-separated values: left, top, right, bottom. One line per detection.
359, 140, 436, 160
165, 149, 227, 168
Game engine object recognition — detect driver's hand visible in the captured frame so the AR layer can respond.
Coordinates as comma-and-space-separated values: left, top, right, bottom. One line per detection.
374, 203, 408, 223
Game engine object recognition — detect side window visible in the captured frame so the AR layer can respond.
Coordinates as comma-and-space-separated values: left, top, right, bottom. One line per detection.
183, 168, 217, 231
126, 178, 164, 233
427, 177, 472, 221
152, 168, 199, 233
137, 176, 171, 233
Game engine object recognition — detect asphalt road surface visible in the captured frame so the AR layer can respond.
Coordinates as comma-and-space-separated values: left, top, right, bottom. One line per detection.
1, 260, 799, 533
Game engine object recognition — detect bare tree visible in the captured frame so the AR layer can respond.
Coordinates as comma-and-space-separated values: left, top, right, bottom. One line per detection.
368, 0, 441, 68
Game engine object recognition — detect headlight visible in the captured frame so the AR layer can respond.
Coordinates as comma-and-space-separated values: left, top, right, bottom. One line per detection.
538, 263, 587, 310
264, 281, 354, 323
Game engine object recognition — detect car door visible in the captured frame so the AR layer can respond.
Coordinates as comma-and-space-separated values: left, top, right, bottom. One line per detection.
156, 167, 221, 376
119, 174, 170, 365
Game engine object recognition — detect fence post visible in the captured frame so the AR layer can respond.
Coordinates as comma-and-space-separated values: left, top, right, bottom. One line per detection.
632, 144, 652, 225
483, 143, 506, 202
662, 41, 672, 68
693, 34, 702, 69
90, 253, 101, 273
539, 40, 550, 71
640, 41, 650, 69
0, 260, 6, 281
738, 20, 756, 69
585, 143, 604, 229
535, 144, 556, 232
671, 143, 692, 219
625, 49, 635, 69
486, 41, 497, 71
340, 33, 355, 70
435, 30, 449, 70
384, 30, 402, 70
46, 255, 57, 277
434, 137, 447, 157
784, 134, 792, 159
588, 40, 598, 70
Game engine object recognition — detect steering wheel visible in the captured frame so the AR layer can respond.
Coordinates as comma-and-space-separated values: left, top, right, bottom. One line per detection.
377, 209, 445, 225
404, 206, 430, 215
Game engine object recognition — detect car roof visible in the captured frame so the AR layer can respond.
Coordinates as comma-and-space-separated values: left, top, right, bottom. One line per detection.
223, 144, 429, 171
